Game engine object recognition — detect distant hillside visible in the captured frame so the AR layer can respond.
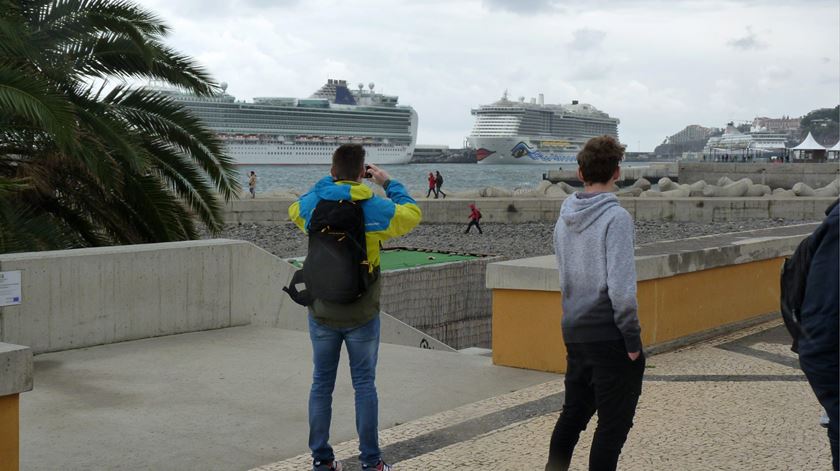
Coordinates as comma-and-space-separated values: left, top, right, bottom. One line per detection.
799, 105, 839, 146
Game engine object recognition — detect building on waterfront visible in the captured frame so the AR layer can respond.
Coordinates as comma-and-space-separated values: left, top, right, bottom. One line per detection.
750, 116, 800, 134
467, 91, 619, 164
828, 140, 840, 160
702, 123, 788, 161
157, 79, 418, 165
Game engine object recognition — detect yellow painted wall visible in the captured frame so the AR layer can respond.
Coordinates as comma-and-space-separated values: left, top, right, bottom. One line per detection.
0, 394, 19, 471
492, 257, 785, 373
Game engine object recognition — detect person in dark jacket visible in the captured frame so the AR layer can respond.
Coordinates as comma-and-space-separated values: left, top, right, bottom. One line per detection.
799, 199, 839, 470
435, 170, 447, 199
465, 203, 482, 234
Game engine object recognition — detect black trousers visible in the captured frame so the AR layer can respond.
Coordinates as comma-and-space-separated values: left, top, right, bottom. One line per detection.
426, 187, 438, 198
436, 185, 446, 198
465, 220, 482, 234
546, 340, 645, 471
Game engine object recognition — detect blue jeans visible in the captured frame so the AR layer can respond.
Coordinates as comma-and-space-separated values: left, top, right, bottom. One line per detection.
308, 315, 381, 466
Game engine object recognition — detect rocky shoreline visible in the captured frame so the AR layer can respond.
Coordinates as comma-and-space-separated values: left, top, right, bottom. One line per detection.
206, 218, 817, 260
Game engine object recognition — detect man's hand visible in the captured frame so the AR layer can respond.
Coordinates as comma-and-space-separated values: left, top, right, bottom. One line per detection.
628, 351, 640, 361
365, 163, 390, 187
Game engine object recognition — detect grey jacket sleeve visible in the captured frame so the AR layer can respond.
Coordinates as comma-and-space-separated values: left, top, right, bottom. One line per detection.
605, 211, 642, 353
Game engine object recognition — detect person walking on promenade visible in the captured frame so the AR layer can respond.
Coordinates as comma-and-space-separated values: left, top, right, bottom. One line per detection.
546, 135, 644, 471
435, 170, 447, 199
248, 171, 257, 198
287, 144, 421, 471
465, 203, 482, 234
797, 199, 839, 470
426, 171, 438, 198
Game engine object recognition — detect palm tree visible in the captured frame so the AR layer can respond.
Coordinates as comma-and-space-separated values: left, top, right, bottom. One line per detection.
0, 0, 240, 253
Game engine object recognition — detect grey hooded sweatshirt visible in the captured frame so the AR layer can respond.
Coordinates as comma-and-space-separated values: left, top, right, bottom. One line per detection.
553, 192, 642, 353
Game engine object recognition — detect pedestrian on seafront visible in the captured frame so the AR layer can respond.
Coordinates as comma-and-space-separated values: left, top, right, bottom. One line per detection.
426, 171, 438, 198
546, 135, 644, 471
435, 170, 447, 199
248, 171, 257, 198
465, 203, 482, 234
797, 199, 839, 470
288, 144, 421, 471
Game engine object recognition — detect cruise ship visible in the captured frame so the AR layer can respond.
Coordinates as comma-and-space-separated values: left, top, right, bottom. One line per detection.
161, 79, 418, 165
467, 91, 620, 164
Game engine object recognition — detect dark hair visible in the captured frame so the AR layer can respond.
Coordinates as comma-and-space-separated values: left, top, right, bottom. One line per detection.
577, 135, 624, 184
332, 144, 366, 180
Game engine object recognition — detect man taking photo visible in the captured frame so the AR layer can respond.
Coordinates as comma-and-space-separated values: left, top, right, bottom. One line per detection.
288, 144, 422, 471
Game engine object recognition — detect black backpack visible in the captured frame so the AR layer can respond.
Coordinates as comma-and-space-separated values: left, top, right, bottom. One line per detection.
284, 199, 371, 306
780, 234, 814, 353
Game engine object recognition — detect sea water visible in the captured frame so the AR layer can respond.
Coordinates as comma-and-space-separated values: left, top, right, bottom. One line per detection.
236, 162, 656, 195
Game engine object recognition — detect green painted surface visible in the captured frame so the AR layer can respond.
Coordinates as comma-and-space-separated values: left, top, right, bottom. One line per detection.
288, 248, 480, 271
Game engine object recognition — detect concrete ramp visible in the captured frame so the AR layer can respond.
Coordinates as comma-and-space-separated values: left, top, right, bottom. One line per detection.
20, 326, 554, 471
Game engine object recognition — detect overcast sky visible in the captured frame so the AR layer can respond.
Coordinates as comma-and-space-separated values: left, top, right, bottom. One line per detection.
142, 0, 839, 150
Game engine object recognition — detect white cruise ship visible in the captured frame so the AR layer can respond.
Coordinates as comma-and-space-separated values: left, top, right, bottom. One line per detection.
162, 79, 418, 165
467, 91, 620, 164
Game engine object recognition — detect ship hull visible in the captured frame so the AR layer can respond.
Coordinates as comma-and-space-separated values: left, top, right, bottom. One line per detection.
225, 142, 414, 165
469, 137, 579, 164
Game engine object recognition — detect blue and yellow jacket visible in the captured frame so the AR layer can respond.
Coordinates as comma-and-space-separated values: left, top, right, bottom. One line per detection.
289, 176, 422, 326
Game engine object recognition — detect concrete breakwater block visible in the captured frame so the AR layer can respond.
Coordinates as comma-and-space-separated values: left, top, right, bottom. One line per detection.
770, 188, 797, 198
717, 176, 735, 187
632, 177, 652, 191
535, 180, 553, 194
796, 180, 840, 197
658, 177, 677, 192
479, 187, 514, 198
545, 184, 569, 197
616, 187, 643, 197
512, 188, 541, 198
688, 180, 707, 197
703, 178, 751, 197
745, 184, 772, 197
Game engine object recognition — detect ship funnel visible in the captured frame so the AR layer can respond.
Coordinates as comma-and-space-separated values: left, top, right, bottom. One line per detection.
538, 93, 544, 105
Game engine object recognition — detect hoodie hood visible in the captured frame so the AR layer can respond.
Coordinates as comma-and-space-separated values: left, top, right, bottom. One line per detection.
310, 175, 373, 202
560, 192, 620, 233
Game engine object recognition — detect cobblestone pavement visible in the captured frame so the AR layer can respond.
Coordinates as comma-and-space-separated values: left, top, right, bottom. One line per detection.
254, 321, 832, 471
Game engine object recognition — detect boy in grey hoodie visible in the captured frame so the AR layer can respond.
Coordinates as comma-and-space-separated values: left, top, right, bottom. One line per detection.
546, 135, 644, 471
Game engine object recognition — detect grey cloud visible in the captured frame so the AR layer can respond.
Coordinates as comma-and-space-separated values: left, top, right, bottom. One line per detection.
480, 0, 560, 14
569, 28, 606, 51
727, 27, 766, 50
483, 0, 833, 15
168, 0, 300, 18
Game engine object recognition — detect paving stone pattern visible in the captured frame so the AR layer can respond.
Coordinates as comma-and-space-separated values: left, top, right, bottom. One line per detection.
254, 321, 832, 471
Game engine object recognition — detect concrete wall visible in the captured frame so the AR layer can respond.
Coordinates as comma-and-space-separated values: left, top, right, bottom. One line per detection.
379, 257, 503, 349
0, 241, 453, 354
0, 241, 276, 354
222, 197, 835, 225
679, 162, 840, 189
487, 225, 815, 373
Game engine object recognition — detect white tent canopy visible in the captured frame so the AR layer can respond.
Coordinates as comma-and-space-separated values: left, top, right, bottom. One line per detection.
829, 140, 840, 152
792, 132, 826, 151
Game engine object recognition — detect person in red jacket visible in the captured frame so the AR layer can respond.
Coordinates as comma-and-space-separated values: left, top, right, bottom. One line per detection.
465, 203, 483, 234
426, 172, 438, 198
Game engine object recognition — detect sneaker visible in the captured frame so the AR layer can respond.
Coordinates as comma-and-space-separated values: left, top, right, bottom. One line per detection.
362, 460, 392, 471
313, 459, 343, 471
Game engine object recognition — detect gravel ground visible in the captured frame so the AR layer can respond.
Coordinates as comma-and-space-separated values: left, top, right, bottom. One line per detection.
207, 218, 818, 260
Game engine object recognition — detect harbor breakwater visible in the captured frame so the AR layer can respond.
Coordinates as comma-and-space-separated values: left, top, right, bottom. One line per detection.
223, 196, 835, 225
679, 162, 840, 190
